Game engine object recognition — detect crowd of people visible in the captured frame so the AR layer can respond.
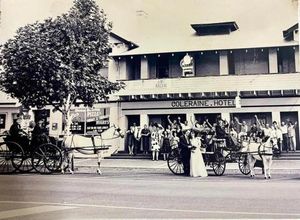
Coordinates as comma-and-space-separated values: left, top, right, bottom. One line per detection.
126, 114, 298, 177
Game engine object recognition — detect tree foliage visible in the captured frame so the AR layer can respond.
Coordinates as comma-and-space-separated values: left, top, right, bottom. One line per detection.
0, 0, 124, 114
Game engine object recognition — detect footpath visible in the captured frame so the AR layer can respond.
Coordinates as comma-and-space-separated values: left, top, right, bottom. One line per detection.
74, 157, 300, 174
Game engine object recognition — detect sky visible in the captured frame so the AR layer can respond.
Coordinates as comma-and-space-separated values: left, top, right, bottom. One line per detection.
0, 0, 299, 45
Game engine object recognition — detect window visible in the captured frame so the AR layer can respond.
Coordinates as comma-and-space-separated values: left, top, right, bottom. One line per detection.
232, 49, 269, 75
195, 52, 220, 76
127, 56, 141, 80
156, 55, 169, 78
0, 114, 6, 129
277, 47, 295, 73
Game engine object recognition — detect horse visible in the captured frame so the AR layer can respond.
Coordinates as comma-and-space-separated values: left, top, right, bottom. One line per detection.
61, 124, 124, 174
244, 136, 278, 179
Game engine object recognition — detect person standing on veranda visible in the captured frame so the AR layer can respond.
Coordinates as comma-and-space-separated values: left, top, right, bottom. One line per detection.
287, 121, 297, 152
161, 130, 171, 161
189, 131, 207, 177
140, 124, 151, 155
280, 121, 288, 152
151, 126, 161, 161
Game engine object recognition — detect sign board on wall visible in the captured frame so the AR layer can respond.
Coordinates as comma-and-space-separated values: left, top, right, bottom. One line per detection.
70, 108, 110, 134
170, 99, 235, 108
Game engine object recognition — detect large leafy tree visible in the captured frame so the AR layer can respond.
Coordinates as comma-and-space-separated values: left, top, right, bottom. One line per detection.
0, 0, 124, 134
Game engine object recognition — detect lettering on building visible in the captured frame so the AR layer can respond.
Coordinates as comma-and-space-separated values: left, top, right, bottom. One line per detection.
155, 80, 167, 88
170, 99, 235, 108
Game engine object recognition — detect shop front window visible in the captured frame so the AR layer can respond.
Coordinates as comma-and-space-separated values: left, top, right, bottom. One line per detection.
0, 114, 6, 129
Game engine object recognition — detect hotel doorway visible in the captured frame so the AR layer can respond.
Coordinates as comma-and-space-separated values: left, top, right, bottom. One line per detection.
280, 112, 299, 150
148, 114, 186, 129
194, 113, 221, 125
126, 115, 140, 129
230, 112, 272, 133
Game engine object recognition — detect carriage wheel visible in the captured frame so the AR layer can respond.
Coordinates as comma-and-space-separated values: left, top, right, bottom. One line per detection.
167, 149, 184, 175
32, 144, 62, 174
238, 153, 250, 175
0, 142, 23, 174
18, 154, 34, 173
212, 151, 226, 176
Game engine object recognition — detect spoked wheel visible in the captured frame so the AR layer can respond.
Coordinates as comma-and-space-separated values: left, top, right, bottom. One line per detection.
18, 154, 34, 173
32, 143, 62, 174
0, 142, 24, 174
238, 153, 250, 175
212, 151, 226, 176
167, 148, 184, 175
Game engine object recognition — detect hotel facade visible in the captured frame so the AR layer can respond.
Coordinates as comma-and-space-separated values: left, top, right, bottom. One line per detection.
106, 2, 300, 151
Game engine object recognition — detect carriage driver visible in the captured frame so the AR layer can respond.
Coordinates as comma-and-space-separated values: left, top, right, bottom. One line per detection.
9, 115, 30, 148
215, 116, 235, 148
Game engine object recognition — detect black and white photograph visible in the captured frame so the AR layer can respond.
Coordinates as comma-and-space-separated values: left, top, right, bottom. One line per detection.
0, 0, 299, 219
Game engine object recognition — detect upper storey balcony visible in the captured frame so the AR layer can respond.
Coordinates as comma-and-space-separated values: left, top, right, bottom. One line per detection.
115, 72, 300, 98
109, 46, 300, 99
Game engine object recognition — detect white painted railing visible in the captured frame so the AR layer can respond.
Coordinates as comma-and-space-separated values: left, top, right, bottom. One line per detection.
116, 73, 300, 96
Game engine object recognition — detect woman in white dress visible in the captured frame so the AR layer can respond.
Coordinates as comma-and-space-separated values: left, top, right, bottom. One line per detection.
189, 131, 208, 177
151, 127, 161, 161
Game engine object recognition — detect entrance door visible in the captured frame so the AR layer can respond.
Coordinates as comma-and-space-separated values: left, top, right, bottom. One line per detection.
231, 112, 272, 133
280, 112, 299, 150
126, 115, 140, 129
195, 113, 220, 125
149, 114, 186, 129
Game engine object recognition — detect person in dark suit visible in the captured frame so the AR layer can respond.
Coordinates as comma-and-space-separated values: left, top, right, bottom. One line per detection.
179, 129, 192, 176
9, 117, 29, 148
31, 119, 49, 147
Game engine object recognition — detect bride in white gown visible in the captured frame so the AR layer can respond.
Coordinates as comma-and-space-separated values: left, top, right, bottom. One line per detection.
189, 131, 208, 177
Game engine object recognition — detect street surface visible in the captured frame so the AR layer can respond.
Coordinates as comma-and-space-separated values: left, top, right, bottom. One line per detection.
0, 165, 300, 219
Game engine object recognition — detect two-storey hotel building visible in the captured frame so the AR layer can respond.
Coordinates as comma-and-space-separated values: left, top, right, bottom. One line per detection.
107, 2, 300, 151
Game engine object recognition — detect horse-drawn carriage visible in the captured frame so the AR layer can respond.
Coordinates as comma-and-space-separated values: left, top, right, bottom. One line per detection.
167, 131, 278, 178
167, 132, 226, 176
0, 125, 123, 174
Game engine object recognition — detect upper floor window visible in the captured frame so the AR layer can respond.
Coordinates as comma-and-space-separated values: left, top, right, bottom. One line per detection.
229, 49, 269, 75
194, 52, 220, 76
127, 56, 141, 80
156, 55, 169, 78
277, 47, 295, 73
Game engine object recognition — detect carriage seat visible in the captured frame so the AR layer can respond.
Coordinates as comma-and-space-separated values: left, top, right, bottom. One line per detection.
213, 138, 226, 146
213, 138, 226, 149
213, 138, 226, 143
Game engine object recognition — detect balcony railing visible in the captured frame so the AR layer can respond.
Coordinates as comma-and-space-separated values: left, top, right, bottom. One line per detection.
115, 72, 300, 96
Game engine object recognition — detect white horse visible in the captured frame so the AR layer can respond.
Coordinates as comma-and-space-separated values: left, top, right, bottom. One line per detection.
244, 137, 278, 179
61, 124, 124, 174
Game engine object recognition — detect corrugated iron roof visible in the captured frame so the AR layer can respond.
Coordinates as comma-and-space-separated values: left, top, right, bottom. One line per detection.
110, 0, 299, 57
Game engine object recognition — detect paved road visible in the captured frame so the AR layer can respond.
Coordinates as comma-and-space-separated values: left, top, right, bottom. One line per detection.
0, 168, 299, 219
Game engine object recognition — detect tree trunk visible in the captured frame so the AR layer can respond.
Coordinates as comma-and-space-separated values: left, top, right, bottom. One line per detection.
63, 93, 72, 136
